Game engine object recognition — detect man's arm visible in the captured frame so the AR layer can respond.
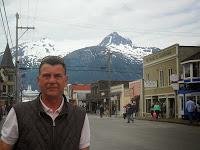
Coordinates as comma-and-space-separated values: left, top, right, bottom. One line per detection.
80, 146, 89, 150
0, 139, 13, 150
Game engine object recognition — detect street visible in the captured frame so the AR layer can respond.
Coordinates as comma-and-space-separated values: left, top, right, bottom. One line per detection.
1, 115, 200, 150
89, 114, 200, 150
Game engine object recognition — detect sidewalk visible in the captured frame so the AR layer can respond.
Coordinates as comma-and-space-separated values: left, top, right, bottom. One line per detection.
89, 113, 200, 126
136, 117, 200, 126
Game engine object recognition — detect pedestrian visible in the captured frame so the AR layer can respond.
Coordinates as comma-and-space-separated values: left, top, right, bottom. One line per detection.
100, 105, 104, 118
196, 102, 200, 121
150, 103, 155, 118
185, 98, 195, 124
127, 103, 134, 123
153, 101, 161, 119
0, 56, 90, 150
123, 105, 127, 119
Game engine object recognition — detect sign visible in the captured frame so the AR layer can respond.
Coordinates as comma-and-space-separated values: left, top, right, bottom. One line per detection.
170, 74, 179, 82
171, 83, 179, 90
144, 80, 157, 88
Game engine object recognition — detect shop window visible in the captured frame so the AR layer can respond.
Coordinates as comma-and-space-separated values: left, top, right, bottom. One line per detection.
184, 63, 190, 78
193, 62, 200, 77
146, 99, 151, 113
197, 96, 200, 105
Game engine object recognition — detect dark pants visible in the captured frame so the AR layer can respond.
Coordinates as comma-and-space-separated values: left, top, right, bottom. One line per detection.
127, 113, 134, 123
123, 113, 126, 119
155, 110, 160, 119
188, 112, 194, 123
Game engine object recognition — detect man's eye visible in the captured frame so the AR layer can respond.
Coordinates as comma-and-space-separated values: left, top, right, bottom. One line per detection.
42, 74, 51, 78
55, 74, 63, 78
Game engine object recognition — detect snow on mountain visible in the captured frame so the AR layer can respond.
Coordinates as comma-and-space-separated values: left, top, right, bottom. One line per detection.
1, 32, 159, 68
17, 38, 69, 67
99, 32, 155, 61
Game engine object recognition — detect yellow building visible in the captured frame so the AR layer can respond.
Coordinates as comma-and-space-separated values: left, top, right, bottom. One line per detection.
110, 84, 131, 116
143, 44, 200, 119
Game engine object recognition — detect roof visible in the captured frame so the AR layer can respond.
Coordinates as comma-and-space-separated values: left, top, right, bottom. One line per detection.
0, 43, 15, 68
182, 52, 200, 63
72, 84, 91, 91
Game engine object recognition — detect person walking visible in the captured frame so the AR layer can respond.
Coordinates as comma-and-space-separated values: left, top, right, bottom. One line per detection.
99, 105, 104, 118
0, 56, 90, 150
127, 103, 134, 123
185, 98, 195, 124
153, 101, 161, 119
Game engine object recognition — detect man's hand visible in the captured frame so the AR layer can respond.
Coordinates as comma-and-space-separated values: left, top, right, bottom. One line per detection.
0, 139, 12, 150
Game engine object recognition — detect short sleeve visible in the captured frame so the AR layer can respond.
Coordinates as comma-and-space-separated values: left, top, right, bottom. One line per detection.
1, 108, 19, 145
79, 114, 90, 149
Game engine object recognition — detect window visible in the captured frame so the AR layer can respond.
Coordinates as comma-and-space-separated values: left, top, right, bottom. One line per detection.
159, 70, 164, 87
8, 85, 14, 95
3, 85, 7, 93
146, 99, 151, 113
8, 74, 14, 81
184, 63, 190, 78
146, 73, 149, 80
168, 68, 172, 85
193, 62, 200, 77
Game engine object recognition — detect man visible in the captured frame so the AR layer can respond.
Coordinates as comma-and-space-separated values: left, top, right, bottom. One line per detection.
126, 103, 134, 123
185, 98, 195, 124
99, 105, 104, 118
0, 56, 90, 150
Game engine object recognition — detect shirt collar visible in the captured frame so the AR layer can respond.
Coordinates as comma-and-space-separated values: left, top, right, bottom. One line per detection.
40, 96, 64, 113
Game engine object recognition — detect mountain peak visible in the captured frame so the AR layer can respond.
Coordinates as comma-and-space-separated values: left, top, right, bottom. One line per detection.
99, 32, 133, 47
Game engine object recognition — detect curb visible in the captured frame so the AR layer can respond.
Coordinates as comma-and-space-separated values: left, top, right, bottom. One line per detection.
136, 117, 200, 126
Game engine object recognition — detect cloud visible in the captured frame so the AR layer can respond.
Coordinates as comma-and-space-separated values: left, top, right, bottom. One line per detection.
0, 0, 200, 52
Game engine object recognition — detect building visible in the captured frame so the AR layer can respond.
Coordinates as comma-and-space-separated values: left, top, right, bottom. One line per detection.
178, 51, 200, 118
71, 84, 91, 106
129, 79, 143, 117
86, 80, 130, 113
0, 44, 15, 107
110, 84, 131, 116
143, 44, 200, 119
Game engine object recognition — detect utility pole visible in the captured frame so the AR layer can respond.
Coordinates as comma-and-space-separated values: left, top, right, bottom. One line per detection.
15, 13, 35, 103
107, 48, 112, 117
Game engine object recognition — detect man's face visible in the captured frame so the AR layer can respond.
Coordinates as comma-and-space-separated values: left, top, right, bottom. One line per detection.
37, 64, 67, 99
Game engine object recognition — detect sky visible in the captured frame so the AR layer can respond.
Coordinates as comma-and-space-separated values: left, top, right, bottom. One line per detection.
0, 0, 200, 53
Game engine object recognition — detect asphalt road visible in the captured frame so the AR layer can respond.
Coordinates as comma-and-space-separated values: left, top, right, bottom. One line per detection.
89, 114, 200, 150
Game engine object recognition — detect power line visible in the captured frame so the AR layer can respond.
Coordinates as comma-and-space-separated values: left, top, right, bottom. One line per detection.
1, 0, 14, 47
0, 7, 8, 42
19, 66, 141, 74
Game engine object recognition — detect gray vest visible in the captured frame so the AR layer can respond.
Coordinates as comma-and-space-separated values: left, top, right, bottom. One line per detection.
13, 95, 86, 150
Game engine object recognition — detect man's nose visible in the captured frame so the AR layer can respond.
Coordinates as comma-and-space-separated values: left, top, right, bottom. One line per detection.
48, 75, 57, 82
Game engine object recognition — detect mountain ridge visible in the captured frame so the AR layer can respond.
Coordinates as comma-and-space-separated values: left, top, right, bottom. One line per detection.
0, 32, 160, 89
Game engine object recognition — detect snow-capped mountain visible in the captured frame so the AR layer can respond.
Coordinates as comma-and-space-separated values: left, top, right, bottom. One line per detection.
0, 32, 160, 88
16, 38, 69, 67
63, 32, 160, 83
99, 32, 158, 62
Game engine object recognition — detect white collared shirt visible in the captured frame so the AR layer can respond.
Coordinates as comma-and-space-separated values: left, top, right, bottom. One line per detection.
1, 99, 90, 149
